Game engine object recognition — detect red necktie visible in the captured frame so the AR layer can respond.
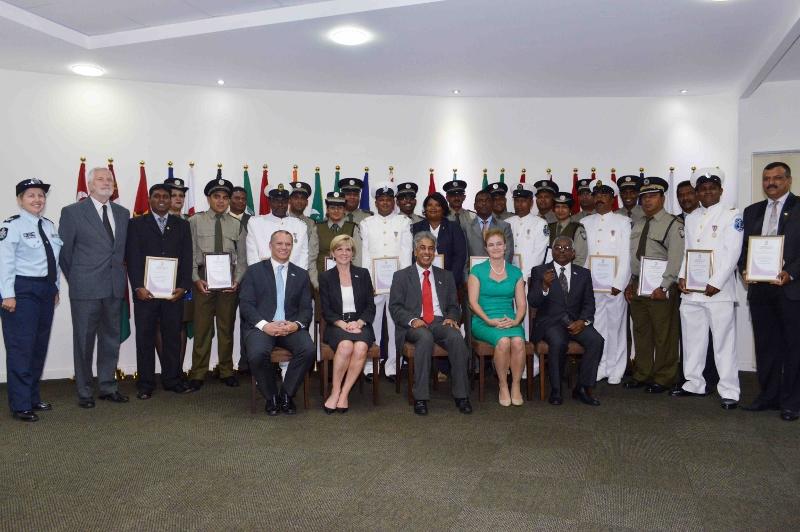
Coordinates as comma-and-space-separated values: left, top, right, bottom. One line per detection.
422, 270, 434, 324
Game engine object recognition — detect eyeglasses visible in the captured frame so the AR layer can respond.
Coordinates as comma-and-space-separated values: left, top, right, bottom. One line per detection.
552, 245, 573, 251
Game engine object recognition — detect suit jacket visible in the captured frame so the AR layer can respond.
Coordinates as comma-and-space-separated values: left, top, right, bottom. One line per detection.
739, 192, 800, 300
463, 215, 515, 263
239, 259, 313, 330
58, 198, 129, 299
125, 213, 193, 292
389, 264, 461, 355
411, 218, 468, 285
527, 262, 595, 342
318, 265, 376, 325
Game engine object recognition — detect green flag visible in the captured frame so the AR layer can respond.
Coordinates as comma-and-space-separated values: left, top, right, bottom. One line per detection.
481, 168, 488, 189
243, 166, 255, 216
499, 168, 505, 184
311, 167, 324, 222
333, 165, 341, 193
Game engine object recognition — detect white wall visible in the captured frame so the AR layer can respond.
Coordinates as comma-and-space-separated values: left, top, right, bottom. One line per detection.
0, 68, 740, 380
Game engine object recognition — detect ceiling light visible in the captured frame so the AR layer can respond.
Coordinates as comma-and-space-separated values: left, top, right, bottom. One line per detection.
217, 79, 225, 86
329, 27, 372, 46
452, 89, 461, 95
680, 89, 689, 94
70, 64, 104, 77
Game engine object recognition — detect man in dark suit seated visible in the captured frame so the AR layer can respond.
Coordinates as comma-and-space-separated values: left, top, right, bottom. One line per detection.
528, 235, 604, 406
239, 230, 315, 416
389, 231, 473, 416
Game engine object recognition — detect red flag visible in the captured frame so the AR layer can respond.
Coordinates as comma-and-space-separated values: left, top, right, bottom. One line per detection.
133, 161, 150, 216
75, 157, 88, 201
259, 164, 271, 215
107, 158, 122, 203
389, 166, 395, 183
428, 168, 436, 195
292, 165, 298, 183
611, 168, 619, 211
519, 168, 526, 184
570, 168, 580, 214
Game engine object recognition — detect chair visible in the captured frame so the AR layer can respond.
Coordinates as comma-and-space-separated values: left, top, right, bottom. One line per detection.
470, 336, 535, 402
249, 348, 311, 414
528, 308, 585, 401
398, 342, 451, 405
318, 319, 380, 405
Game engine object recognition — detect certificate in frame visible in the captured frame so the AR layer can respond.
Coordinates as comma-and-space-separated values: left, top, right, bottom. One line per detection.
684, 249, 714, 292
144, 256, 178, 299
512, 254, 523, 271
638, 256, 668, 297
325, 257, 336, 271
372, 257, 400, 294
432, 254, 445, 269
745, 235, 784, 282
203, 252, 234, 291
588, 255, 617, 293
469, 256, 489, 270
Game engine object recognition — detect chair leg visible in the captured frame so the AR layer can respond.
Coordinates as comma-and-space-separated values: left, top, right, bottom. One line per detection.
526, 355, 534, 400
250, 374, 257, 414
322, 359, 329, 400
303, 372, 310, 409
407, 357, 415, 405
478, 354, 485, 402
539, 355, 547, 401
432, 364, 438, 391
372, 361, 379, 405
395, 351, 401, 394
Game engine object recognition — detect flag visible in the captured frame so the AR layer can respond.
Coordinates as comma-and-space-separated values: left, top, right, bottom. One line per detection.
292, 165, 298, 183
666, 166, 676, 214
310, 166, 324, 222
519, 168, 526, 184
185, 162, 197, 216
481, 168, 488, 189
452, 168, 458, 182
571, 168, 580, 214
167, 161, 174, 181
359, 167, 370, 211
259, 164, 270, 215
499, 167, 505, 184
610, 168, 619, 211
243, 164, 255, 216
388, 165, 395, 183
133, 161, 150, 216
75, 157, 88, 201
426, 168, 435, 195
639, 167, 645, 179
107, 158, 120, 203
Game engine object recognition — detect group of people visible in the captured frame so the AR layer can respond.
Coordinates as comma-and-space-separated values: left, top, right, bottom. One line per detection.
2, 161, 799, 423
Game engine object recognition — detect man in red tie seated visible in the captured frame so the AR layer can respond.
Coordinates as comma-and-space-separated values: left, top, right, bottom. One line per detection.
389, 231, 472, 415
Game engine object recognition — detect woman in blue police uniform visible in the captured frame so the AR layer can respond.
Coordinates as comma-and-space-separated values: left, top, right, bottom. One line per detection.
0, 179, 61, 422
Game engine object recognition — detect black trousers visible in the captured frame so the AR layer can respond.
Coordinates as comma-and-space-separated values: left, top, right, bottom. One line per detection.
133, 298, 184, 392
541, 324, 604, 391
405, 317, 470, 401
245, 328, 315, 399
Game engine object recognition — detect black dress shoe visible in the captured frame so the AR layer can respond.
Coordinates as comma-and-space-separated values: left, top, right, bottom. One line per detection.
32, 402, 52, 411
624, 379, 645, 389
222, 376, 240, 387
166, 382, 193, 394
573, 386, 601, 406
455, 398, 473, 414
645, 383, 667, 394
237, 368, 251, 376
669, 388, 707, 397
78, 398, 95, 409
414, 400, 428, 415
720, 399, 738, 410
279, 393, 297, 415
188, 379, 204, 391
98, 391, 129, 403
265, 396, 280, 416
742, 399, 780, 412
548, 392, 563, 406
364, 373, 373, 384
781, 410, 799, 421
336, 407, 348, 414
136, 391, 153, 400
323, 405, 336, 415
12, 410, 39, 422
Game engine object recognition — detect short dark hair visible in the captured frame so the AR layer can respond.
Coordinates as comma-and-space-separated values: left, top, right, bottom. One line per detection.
422, 192, 450, 217
231, 186, 247, 195
149, 183, 171, 196
764, 162, 791, 177
676, 180, 693, 191
475, 190, 491, 201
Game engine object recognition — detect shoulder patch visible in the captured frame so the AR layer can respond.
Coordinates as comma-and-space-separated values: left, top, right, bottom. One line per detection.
734, 217, 744, 232
3, 215, 19, 223
678, 226, 685, 238
543, 225, 550, 236
0, 227, 7, 240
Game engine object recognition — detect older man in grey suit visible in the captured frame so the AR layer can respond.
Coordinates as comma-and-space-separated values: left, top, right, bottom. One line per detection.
59, 167, 130, 408
463, 188, 515, 266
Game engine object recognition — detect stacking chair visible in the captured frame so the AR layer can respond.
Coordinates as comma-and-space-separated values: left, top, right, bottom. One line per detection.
249, 348, 311, 414
398, 342, 451, 405
318, 319, 380, 405
528, 308, 586, 400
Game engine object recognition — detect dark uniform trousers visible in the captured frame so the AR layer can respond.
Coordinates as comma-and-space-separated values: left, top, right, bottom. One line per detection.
629, 286, 681, 386
133, 297, 184, 392
244, 328, 315, 399
190, 290, 238, 380
540, 324, 603, 391
405, 316, 470, 400
2, 277, 57, 411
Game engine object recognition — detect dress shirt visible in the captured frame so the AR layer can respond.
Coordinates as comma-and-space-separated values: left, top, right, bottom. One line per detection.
90, 196, 115, 235
229, 211, 244, 221
429, 224, 441, 239
255, 259, 303, 331
761, 191, 790, 236
341, 285, 356, 313
412, 263, 442, 325
0, 210, 62, 297
543, 261, 571, 295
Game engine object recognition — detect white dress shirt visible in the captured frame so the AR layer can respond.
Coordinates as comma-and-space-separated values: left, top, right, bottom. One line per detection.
246, 213, 309, 268
506, 213, 549, 280
543, 261, 571, 295
360, 212, 413, 285
761, 191, 789, 236
255, 259, 303, 331
416, 263, 442, 318
90, 196, 115, 235
581, 211, 632, 291
341, 285, 356, 313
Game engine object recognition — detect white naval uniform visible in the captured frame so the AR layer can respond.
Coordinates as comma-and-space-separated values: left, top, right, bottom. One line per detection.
678, 203, 743, 400
581, 211, 631, 384
360, 212, 413, 376
245, 214, 309, 268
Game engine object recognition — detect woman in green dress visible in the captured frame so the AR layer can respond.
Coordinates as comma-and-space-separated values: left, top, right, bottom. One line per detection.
468, 228, 527, 406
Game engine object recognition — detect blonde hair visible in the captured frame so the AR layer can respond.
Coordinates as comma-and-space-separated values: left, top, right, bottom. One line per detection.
330, 234, 356, 258
483, 227, 506, 245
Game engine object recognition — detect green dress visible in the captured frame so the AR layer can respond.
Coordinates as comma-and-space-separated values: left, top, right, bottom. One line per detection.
470, 260, 525, 346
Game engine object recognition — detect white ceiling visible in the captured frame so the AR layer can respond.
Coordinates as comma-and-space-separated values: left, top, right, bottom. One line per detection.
1, 0, 799, 97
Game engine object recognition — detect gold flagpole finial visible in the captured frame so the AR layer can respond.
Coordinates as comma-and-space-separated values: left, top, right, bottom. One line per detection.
243, 164, 249, 170
80, 156, 86, 162
669, 166, 675, 171
611, 167, 616, 173
500, 167, 505, 173
262, 164, 268, 169
293, 164, 298, 170
482, 168, 487, 173
389, 165, 394, 172
573, 167, 578, 173
189, 161, 195, 167
168, 161, 173, 167
107, 158, 114, 164
217, 163, 223, 169
139, 160, 145, 166
639, 167, 645, 173
521, 168, 526, 174
546, 168, 551, 174
429, 168, 434, 173
335, 164, 341, 171
315, 166, 320, 172
691, 165, 697, 171
591, 167, 596, 172
364, 166, 369, 172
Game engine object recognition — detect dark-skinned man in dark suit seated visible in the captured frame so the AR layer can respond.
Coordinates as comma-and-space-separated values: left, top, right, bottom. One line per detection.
528, 235, 604, 406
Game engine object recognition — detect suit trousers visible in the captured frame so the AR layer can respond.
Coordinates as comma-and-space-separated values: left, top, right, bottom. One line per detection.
365, 293, 397, 376
749, 286, 800, 412
405, 317, 471, 400
70, 296, 122, 399
594, 292, 628, 384
541, 324, 603, 391
2, 277, 57, 411
133, 297, 184, 392
190, 290, 238, 380
629, 289, 680, 386
244, 328, 315, 399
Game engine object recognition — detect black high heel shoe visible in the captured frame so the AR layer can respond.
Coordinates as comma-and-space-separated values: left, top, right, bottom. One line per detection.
336, 407, 348, 414
323, 405, 336, 415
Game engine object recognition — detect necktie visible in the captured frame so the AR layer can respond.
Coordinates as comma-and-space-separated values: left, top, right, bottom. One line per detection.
38, 219, 57, 284
767, 201, 779, 236
636, 217, 652, 260
214, 214, 224, 253
559, 266, 568, 294
331, 223, 340, 233
157, 215, 167, 234
274, 264, 286, 321
480, 219, 488, 237
102, 205, 114, 242
455, 211, 462, 226
422, 270, 434, 324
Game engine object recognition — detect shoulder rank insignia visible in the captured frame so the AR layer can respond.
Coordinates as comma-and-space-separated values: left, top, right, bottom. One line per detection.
3, 215, 19, 223
0, 227, 7, 240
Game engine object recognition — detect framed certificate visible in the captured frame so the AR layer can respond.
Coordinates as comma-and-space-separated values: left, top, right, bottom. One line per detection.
372, 257, 399, 294
469, 256, 489, 270
638, 256, 668, 297
144, 256, 178, 299
204, 252, 234, 290
325, 257, 336, 271
543, 247, 553, 265
512, 254, 523, 270
684, 249, 714, 292
745, 236, 784, 282
589, 255, 617, 293
433, 254, 445, 269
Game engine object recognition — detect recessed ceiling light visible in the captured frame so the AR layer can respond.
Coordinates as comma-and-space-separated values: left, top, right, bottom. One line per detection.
329, 26, 372, 46
680, 89, 689, 94
452, 89, 461, 95
217, 79, 225, 86
70, 64, 104, 77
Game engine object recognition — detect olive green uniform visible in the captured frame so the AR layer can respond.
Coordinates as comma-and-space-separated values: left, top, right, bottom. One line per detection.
189, 210, 247, 381
628, 208, 684, 386
345, 208, 372, 225
290, 212, 320, 285
571, 210, 595, 223
313, 220, 362, 287
547, 220, 588, 266
621, 205, 646, 226
539, 211, 558, 224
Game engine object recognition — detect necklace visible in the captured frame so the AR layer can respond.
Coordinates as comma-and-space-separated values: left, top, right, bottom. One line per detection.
490, 261, 505, 275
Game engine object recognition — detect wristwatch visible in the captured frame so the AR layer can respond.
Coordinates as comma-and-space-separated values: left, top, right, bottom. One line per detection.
584, 320, 592, 327
659, 287, 668, 293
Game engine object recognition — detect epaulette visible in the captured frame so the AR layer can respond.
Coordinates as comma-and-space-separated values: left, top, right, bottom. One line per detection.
2, 215, 19, 223
43, 216, 53, 223
362, 209, 374, 215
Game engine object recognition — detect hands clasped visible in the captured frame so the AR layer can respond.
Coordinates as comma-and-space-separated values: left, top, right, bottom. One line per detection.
263, 320, 299, 337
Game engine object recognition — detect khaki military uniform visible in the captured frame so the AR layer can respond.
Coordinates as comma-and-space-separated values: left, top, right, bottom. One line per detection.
448, 208, 476, 235
571, 210, 595, 223
345, 208, 372, 225
621, 205, 646, 226
539, 211, 558, 224
290, 212, 320, 284
547, 221, 588, 267
628, 208, 684, 386
313, 220, 362, 287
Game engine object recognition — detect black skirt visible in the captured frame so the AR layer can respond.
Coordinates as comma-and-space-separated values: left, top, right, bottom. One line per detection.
324, 323, 375, 351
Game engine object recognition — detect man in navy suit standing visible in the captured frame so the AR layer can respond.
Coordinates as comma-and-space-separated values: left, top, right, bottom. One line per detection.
528, 235, 604, 406
739, 162, 800, 421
